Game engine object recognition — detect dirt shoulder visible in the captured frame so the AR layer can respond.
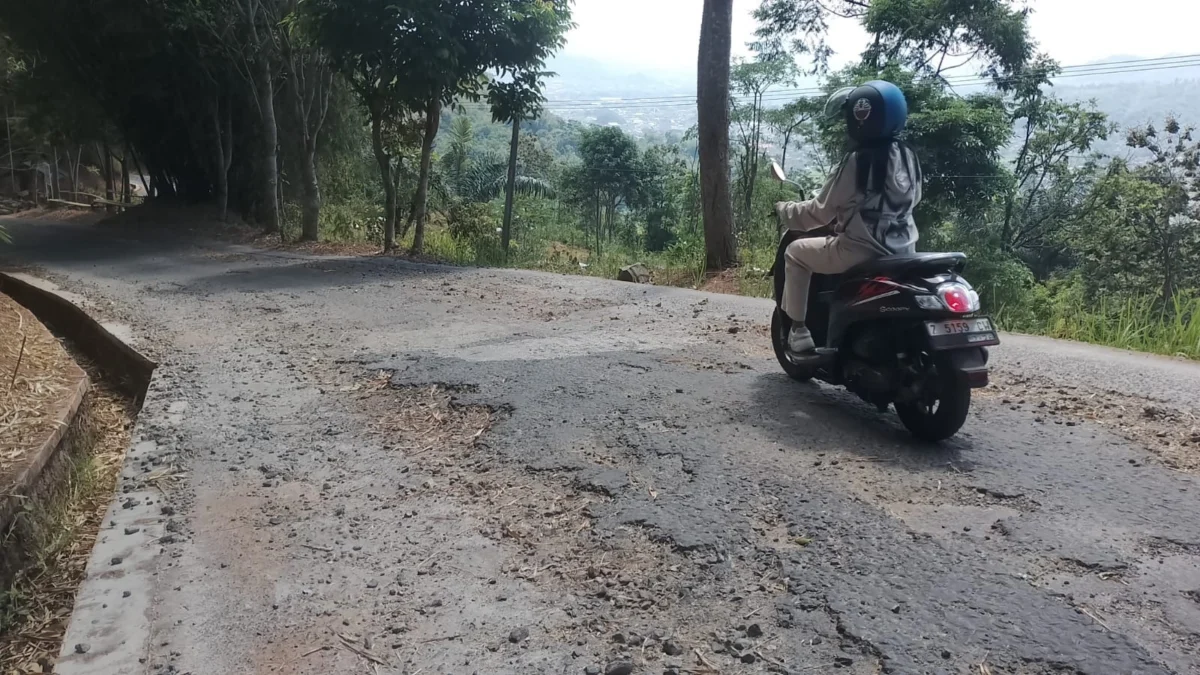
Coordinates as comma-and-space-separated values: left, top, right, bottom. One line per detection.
0, 293, 85, 479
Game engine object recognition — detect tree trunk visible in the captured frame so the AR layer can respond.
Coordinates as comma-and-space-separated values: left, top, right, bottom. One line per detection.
369, 101, 397, 252
101, 141, 115, 214
299, 143, 321, 241
212, 97, 233, 222
410, 96, 442, 255
697, 0, 737, 271
255, 57, 280, 234
293, 62, 331, 242
122, 147, 131, 205
52, 147, 60, 200
501, 118, 520, 260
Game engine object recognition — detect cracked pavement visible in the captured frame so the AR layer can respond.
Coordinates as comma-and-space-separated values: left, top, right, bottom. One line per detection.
3, 219, 1200, 675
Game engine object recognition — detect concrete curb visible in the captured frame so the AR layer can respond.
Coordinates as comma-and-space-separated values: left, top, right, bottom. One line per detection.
0, 271, 161, 674
0, 271, 156, 403
0, 313, 89, 587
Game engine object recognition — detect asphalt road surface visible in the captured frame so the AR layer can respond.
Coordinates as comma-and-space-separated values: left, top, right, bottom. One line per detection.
3, 218, 1200, 675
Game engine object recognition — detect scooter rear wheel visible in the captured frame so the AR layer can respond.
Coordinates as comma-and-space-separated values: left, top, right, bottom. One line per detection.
771, 307, 814, 383
895, 354, 971, 442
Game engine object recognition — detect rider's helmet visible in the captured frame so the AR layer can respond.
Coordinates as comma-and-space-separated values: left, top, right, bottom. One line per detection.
824, 80, 908, 143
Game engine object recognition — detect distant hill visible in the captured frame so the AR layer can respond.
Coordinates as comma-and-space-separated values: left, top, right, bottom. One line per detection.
541, 55, 1200, 154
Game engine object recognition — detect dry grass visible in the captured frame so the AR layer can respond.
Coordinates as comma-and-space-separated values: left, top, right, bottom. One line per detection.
3, 208, 103, 225
358, 373, 493, 454
0, 382, 134, 673
1, 295, 81, 477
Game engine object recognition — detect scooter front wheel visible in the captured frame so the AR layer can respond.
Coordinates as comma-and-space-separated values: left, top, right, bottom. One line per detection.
771, 307, 814, 382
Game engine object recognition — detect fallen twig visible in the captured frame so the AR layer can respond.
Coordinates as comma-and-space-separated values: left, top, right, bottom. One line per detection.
1080, 606, 1111, 631
301, 544, 332, 553
338, 634, 389, 666
694, 648, 721, 673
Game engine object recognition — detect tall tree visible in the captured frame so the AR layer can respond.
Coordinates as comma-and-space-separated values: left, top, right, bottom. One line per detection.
281, 4, 333, 241
561, 126, 642, 254
488, 70, 550, 258
730, 55, 794, 222
697, 0, 737, 271
199, 0, 287, 233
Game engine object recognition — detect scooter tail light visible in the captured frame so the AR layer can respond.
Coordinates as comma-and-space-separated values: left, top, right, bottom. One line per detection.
937, 283, 979, 313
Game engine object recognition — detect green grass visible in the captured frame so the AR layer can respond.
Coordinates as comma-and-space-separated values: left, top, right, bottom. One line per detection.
1040, 294, 1200, 360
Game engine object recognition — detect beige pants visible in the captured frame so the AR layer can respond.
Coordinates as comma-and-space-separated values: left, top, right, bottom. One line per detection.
782, 234, 879, 323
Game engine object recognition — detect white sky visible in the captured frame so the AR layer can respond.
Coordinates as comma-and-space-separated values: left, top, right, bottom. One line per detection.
562, 0, 1200, 75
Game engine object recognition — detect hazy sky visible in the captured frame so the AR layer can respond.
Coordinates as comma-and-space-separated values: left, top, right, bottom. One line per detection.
562, 0, 1200, 75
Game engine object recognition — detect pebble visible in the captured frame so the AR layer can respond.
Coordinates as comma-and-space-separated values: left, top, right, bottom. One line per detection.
74, 643, 91, 654
740, 652, 756, 664
111, 556, 123, 566
124, 526, 141, 535
746, 623, 763, 638
605, 662, 634, 675
584, 667, 601, 675
663, 640, 683, 656
508, 627, 530, 643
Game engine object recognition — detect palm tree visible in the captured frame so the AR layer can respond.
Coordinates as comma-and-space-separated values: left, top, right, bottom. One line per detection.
454, 152, 555, 204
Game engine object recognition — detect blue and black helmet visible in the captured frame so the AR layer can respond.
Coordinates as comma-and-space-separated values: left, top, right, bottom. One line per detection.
824, 80, 908, 142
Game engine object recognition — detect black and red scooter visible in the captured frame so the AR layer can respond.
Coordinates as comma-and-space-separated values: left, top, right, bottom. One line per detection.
768, 161, 999, 441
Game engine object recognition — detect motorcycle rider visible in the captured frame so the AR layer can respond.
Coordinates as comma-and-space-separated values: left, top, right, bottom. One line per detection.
775, 80, 922, 357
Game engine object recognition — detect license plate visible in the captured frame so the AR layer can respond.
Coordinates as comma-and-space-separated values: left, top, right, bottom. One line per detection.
925, 317, 993, 336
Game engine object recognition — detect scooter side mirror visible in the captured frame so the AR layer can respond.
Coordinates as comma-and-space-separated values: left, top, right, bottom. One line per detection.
769, 161, 787, 183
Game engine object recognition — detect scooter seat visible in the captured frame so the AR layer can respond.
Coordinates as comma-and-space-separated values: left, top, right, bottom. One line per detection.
847, 252, 967, 277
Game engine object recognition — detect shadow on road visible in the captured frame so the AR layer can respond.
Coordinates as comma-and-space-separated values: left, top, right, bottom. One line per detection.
0, 219, 459, 294
746, 371, 977, 472
173, 255, 456, 294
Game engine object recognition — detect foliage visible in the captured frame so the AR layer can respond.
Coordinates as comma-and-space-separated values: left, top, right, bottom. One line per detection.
448, 201, 498, 244
753, 0, 1032, 79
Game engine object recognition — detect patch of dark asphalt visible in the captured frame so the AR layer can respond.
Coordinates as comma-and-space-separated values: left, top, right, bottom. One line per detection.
365, 347, 1185, 674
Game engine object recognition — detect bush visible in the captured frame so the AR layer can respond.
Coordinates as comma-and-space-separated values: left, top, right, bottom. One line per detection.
448, 202, 498, 245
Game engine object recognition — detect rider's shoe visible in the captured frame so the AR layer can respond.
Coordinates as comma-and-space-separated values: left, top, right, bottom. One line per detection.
787, 325, 816, 355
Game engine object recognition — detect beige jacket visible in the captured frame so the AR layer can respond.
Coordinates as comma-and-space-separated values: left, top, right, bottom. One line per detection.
777, 144, 921, 255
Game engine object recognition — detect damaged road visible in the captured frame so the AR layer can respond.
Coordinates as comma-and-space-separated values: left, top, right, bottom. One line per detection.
3, 219, 1200, 675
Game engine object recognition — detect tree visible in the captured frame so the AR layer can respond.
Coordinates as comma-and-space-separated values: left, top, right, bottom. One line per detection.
280, 5, 333, 241
998, 61, 1111, 260
730, 55, 794, 222
697, 0, 737, 271
753, 0, 1032, 80
395, 0, 573, 255
442, 115, 474, 191
307, 0, 409, 251
488, 70, 551, 258
1071, 161, 1197, 305
765, 96, 821, 172
561, 126, 642, 254
197, 0, 289, 233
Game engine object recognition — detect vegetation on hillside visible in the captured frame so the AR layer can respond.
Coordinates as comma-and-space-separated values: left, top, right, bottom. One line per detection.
0, 0, 1198, 357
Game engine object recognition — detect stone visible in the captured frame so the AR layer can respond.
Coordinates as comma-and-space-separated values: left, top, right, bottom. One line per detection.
617, 264, 651, 284
606, 662, 635, 675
